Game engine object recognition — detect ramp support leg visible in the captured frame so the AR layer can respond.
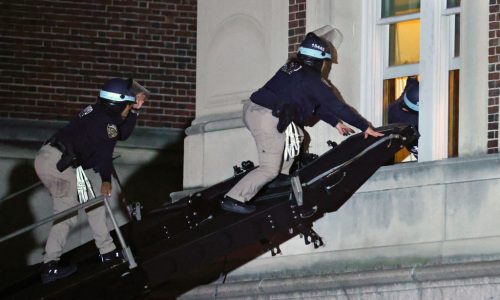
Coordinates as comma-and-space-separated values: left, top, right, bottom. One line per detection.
104, 197, 138, 269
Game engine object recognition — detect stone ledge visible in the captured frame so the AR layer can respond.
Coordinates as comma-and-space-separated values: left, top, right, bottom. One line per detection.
180, 260, 500, 299
185, 110, 244, 135
0, 118, 184, 150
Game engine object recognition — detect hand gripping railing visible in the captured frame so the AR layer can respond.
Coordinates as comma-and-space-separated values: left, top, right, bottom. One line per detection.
0, 195, 137, 269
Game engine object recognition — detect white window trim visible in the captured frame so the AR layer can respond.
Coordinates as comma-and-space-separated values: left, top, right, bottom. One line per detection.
442, 6, 461, 16
377, 13, 420, 25
361, 0, 459, 162
360, 0, 385, 126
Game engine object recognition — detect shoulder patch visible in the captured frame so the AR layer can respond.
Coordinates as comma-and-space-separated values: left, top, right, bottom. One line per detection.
78, 105, 93, 118
281, 61, 302, 75
106, 124, 118, 139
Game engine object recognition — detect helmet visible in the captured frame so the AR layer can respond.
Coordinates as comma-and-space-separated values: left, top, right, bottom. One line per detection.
297, 32, 332, 72
402, 77, 419, 112
98, 78, 135, 113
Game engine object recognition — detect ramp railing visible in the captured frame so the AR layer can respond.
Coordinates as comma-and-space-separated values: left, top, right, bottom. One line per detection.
0, 191, 137, 269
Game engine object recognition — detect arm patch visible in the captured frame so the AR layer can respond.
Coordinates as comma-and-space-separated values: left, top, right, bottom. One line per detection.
281, 61, 302, 74
78, 105, 93, 118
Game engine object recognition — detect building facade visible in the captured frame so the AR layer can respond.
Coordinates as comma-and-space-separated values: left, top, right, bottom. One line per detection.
180, 0, 500, 298
0, 0, 196, 269
1, 0, 500, 298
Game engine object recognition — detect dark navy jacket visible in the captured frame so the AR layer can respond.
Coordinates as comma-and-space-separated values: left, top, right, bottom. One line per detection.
54, 104, 137, 182
388, 98, 419, 149
388, 98, 418, 128
250, 61, 369, 132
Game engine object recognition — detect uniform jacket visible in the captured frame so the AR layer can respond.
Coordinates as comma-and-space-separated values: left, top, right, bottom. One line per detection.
388, 98, 419, 128
54, 104, 137, 182
250, 61, 369, 132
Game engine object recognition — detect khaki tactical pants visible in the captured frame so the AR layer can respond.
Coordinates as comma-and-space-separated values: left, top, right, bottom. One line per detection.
226, 101, 303, 203
34, 145, 116, 263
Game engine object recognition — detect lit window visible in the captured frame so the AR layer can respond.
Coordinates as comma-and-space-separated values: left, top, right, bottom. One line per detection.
448, 70, 459, 157
384, 75, 419, 163
380, 0, 460, 162
389, 19, 420, 66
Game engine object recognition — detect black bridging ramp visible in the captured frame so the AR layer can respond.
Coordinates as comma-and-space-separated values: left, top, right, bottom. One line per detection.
0, 123, 418, 299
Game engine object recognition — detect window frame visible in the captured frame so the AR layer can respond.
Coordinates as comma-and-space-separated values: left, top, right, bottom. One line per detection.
360, 0, 460, 162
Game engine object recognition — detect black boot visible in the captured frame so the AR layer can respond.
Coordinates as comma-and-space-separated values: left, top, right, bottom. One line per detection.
41, 260, 77, 284
100, 249, 124, 263
220, 196, 256, 214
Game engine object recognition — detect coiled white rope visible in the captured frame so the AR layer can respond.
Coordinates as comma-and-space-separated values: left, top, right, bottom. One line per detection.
284, 122, 300, 161
76, 166, 95, 204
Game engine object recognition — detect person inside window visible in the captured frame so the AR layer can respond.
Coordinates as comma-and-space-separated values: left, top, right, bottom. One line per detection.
388, 76, 419, 159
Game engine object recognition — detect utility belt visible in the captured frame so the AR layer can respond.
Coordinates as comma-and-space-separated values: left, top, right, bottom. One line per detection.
44, 136, 81, 172
272, 102, 301, 133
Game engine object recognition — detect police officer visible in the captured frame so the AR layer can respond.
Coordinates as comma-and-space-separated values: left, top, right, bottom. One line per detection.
220, 32, 383, 214
34, 78, 145, 284
388, 77, 419, 158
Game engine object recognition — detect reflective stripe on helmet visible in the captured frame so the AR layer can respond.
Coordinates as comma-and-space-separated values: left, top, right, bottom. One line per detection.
99, 90, 135, 102
298, 46, 332, 60
403, 93, 419, 112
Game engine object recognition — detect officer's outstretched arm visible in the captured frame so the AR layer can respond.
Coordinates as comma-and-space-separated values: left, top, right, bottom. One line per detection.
364, 126, 384, 139
335, 122, 355, 136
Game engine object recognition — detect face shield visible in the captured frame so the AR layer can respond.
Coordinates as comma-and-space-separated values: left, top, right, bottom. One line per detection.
311, 25, 343, 65
127, 79, 151, 102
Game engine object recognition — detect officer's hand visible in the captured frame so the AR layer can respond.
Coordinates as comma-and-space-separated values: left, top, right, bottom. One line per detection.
364, 127, 384, 139
101, 181, 112, 197
133, 92, 145, 110
335, 122, 355, 136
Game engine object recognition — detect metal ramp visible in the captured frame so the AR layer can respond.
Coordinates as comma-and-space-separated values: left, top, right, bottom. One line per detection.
0, 123, 418, 299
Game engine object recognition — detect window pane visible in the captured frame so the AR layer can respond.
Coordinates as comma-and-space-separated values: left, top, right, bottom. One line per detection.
454, 15, 460, 57
382, 0, 420, 18
447, 0, 461, 8
389, 19, 420, 66
448, 70, 459, 157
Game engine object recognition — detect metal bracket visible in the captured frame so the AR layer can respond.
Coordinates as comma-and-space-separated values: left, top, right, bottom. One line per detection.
297, 223, 324, 249
128, 202, 142, 221
267, 214, 277, 230
290, 175, 303, 207
260, 238, 282, 256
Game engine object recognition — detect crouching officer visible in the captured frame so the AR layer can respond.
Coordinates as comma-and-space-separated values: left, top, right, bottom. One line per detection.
34, 78, 146, 284
388, 77, 419, 159
220, 32, 383, 214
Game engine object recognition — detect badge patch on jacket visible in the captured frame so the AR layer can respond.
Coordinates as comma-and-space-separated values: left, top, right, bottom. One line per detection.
281, 61, 302, 74
79, 105, 93, 118
107, 124, 118, 138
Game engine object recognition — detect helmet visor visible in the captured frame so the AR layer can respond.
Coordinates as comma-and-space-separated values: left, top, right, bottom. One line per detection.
311, 25, 343, 50
127, 79, 151, 102
311, 25, 343, 64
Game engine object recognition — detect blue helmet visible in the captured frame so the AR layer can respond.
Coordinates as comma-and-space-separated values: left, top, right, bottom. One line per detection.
402, 77, 419, 112
297, 32, 332, 71
98, 78, 135, 112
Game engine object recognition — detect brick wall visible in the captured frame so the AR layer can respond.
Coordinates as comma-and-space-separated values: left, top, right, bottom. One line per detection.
288, 0, 306, 57
489, 1, 500, 153
0, 0, 196, 129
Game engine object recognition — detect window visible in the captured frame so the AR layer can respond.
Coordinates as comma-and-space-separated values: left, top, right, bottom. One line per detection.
371, 0, 461, 162
448, 69, 459, 157
382, 0, 420, 18
446, 0, 461, 9
389, 19, 420, 66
